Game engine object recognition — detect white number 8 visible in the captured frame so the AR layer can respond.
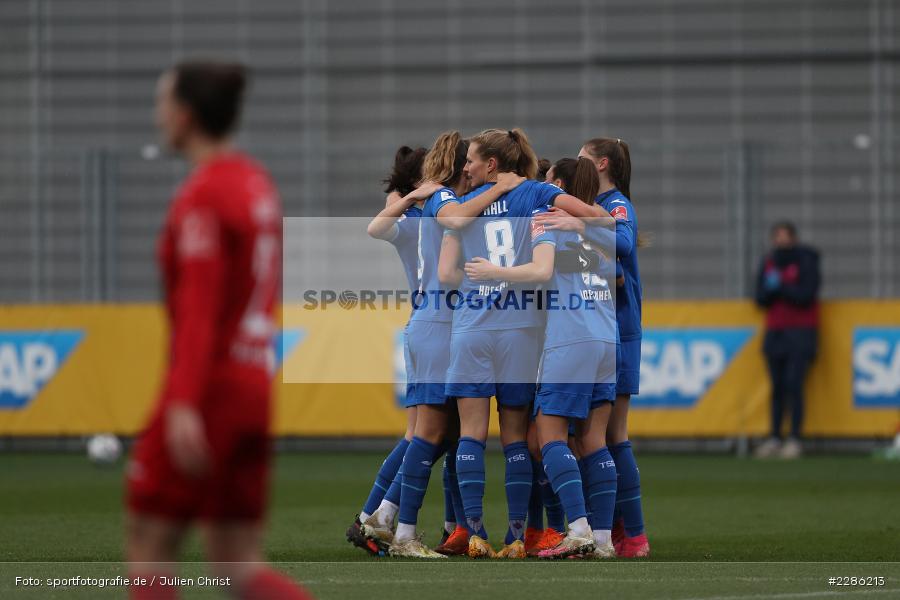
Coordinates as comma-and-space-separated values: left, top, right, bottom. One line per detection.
484, 219, 515, 267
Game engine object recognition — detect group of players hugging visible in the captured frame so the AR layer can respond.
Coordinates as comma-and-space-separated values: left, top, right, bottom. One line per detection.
348, 128, 649, 560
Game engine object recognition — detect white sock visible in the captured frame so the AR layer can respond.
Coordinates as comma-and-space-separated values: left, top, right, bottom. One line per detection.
376, 500, 398, 527
360, 512, 370, 522
593, 529, 612, 546
444, 521, 456, 534
569, 517, 591, 539
395, 523, 416, 543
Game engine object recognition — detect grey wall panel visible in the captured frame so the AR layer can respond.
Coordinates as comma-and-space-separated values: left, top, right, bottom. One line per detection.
0, 0, 897, 301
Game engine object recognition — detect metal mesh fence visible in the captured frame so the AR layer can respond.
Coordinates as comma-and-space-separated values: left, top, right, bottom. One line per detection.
1, 0, 898, 302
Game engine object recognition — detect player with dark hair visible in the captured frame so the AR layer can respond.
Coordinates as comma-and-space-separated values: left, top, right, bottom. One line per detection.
125, 60, 312, 599
519, 156, 618, 556
535, 158, 552, 182
537, 137, 649, 558
345, 146, 428, 556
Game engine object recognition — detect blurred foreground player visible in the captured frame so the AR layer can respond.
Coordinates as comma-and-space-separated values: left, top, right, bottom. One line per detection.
754, 221, 820, 460
125, 61, 312, 600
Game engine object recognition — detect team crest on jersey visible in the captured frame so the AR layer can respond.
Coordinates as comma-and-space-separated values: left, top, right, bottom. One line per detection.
440, 191, 455, 202
610, 206, 628, 221
178, 209, 219, 258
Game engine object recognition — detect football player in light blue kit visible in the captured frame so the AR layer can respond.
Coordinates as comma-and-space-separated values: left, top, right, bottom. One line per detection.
349, 146, 428, 556
466, 155, 620, 559
442, 129, 613, 559
362, 131, 526, 558
537, 137, 649, 558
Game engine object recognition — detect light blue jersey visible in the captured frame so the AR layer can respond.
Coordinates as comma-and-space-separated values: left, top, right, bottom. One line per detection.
543, 229, 618, 349
387, 205, 423, 294
409, 188, 459, 323
450, 180, 563, 332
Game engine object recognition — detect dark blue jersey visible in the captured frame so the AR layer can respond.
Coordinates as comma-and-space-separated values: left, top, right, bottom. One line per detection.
450, 180, 562, 332
386, 204, 423, 294
544, 229, 618, 349
594, 188, 642, 341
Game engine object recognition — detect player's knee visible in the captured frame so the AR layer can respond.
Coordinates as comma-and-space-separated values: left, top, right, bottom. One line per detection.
577, 433, 606, 456
459, 416, 488, 442
416, 427, 445, 445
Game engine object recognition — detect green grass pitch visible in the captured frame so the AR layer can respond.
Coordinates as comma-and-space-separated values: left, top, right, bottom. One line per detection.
1, 451, 898, 599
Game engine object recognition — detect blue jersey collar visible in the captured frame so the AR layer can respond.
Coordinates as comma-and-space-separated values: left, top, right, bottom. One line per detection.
595, 188, 619, 204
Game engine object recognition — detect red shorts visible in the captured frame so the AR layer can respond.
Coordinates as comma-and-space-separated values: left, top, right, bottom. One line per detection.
126, 367, 272, 522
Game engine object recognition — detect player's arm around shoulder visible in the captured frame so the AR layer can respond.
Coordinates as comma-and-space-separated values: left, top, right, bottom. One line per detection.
367, 191, 417, 240
436, 172, 526, 229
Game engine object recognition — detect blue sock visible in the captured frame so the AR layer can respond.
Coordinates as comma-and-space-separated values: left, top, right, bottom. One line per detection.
537, 460, 565, 533
502, 442, 531, 543
363, 437, 409, 515
582, 447, 617, 531
541, 441, 587, 524
384, 465, 402, 506
579, 459, 592, 525
398, 437, 439, 525
527, 460, 544, 530
442, 459, 455, 528
445, 439, 466, 526
610, 440, 644, 537
456, 436, 488, 538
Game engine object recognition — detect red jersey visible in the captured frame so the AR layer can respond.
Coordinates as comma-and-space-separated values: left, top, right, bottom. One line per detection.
158, 152, 282, 407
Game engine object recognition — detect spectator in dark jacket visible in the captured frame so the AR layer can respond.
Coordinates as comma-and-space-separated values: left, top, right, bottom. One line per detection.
754, 222, 820, 459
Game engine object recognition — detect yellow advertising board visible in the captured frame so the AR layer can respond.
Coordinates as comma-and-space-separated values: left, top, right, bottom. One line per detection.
0, 302, 897, 437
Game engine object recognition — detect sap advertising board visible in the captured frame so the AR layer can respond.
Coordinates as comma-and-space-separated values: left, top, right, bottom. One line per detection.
854, 328, 900, 408
395, 327, 757, 409
0, 330, 305, 411
0, 331, 84, 409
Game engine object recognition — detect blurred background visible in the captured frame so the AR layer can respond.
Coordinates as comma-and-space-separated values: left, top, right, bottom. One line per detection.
2, 0, 898, 302
0, 0, 898, 448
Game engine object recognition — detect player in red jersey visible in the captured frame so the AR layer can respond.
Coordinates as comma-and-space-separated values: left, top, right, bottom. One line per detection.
125, 60, 312, 600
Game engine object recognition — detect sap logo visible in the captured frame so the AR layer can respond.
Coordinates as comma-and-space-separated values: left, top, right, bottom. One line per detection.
853, 328, 900, 408
636, 328, 754, 409
457, 454, 476, 461
507, 453, 527, 463
0, 331, 84, 410
273, 329, 305, 369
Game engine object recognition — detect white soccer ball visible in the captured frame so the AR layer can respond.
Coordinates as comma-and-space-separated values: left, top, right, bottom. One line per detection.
86, 434, 123, 465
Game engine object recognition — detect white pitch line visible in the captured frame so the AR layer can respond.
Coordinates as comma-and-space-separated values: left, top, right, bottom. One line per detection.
685, 588, 898, 600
